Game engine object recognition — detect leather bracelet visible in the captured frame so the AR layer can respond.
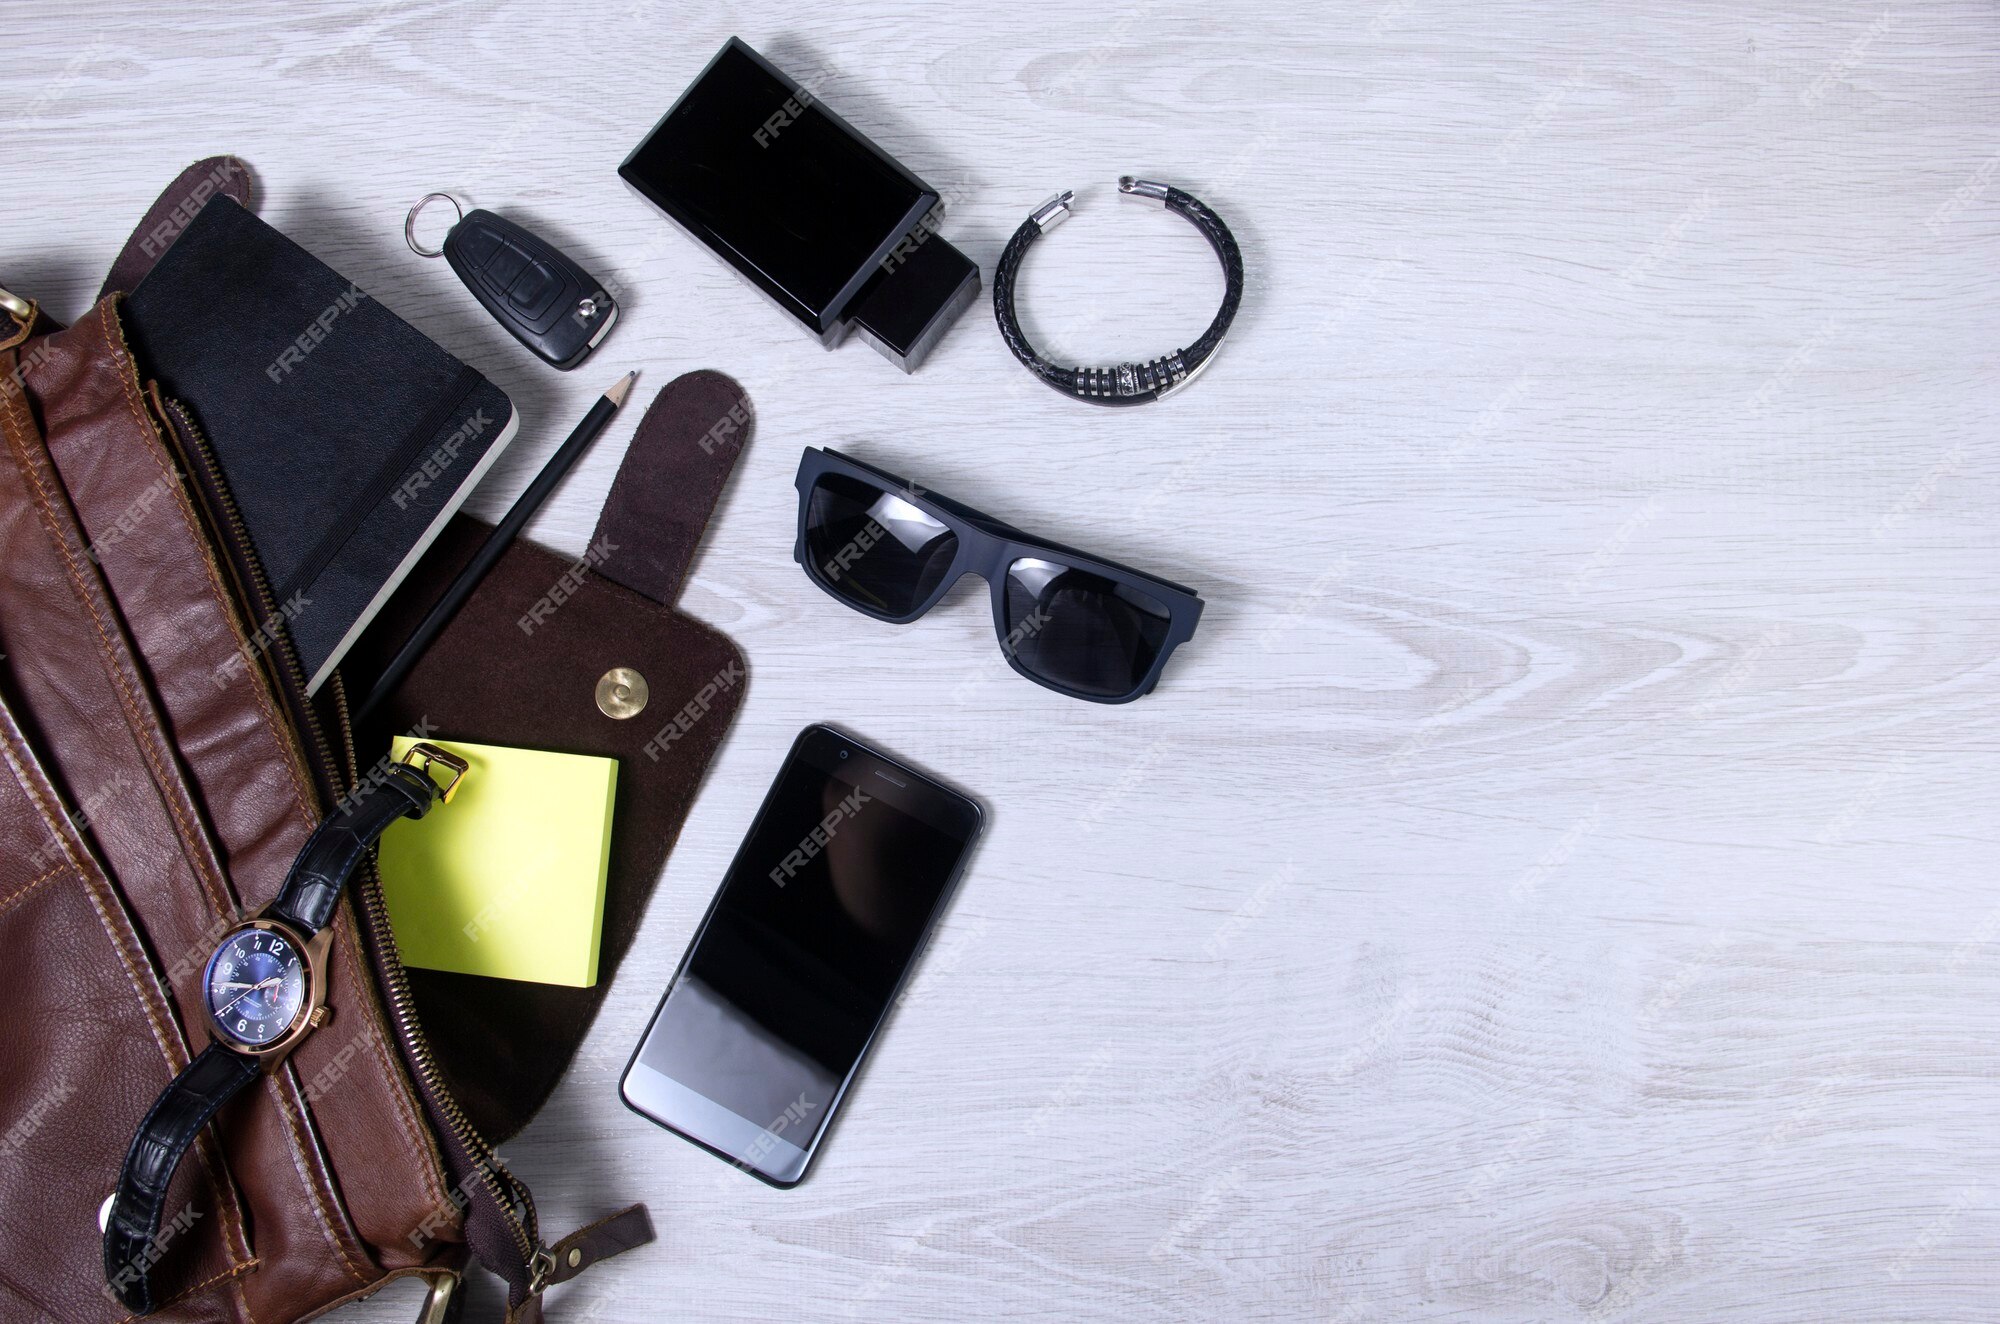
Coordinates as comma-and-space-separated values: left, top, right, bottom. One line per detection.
992, 177, 1243, 406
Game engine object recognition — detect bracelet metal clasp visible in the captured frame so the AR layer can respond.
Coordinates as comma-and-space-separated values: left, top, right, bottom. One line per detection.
1117, 177, 1170, 207
1030, 191, 1074, 232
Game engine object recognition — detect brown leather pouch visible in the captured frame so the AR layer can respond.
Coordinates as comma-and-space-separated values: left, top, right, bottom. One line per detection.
0, 159, 737, 1322
343, 367, 751, 1143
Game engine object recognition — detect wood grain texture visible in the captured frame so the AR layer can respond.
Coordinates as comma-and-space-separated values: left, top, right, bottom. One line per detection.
4, 0, 1997, 1319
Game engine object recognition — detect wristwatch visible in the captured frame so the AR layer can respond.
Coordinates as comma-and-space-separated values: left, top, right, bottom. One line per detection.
102, 743, 468, 1315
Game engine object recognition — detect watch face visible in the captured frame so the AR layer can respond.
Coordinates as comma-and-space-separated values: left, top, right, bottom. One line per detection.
204, 924, 308, 1049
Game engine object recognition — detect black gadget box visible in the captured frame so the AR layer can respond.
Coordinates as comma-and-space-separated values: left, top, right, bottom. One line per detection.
619, 37, 979, 373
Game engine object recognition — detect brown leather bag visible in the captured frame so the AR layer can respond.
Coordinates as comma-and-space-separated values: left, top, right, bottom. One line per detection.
0, 160, 671, 1322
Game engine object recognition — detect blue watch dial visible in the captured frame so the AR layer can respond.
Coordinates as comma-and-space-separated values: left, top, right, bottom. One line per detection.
203, 925, 308, 1049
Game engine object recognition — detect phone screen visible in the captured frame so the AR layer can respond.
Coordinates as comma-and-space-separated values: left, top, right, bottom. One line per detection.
622, 726, 981, 1185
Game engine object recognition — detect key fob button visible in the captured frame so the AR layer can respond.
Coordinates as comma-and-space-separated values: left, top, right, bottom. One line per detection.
509, 262, 561, 316
454, 224, 502, 268
484, 242, 529, 289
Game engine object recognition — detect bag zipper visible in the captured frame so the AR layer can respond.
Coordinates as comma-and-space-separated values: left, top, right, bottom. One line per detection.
152, 390, 542, 1271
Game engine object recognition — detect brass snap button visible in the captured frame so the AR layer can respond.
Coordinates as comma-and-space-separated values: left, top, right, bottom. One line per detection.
595, 667, 648, 719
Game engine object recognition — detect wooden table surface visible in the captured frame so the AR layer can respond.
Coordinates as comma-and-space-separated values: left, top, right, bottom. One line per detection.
5, 1, 1997, 1319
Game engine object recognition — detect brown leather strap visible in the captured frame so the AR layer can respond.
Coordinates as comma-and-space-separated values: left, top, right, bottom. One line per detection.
546, 1204, 656, 1293
590, 369, 751, 607
2, 155, 249, 341
502, 1205, 655, 1323
99, 154, 254, 299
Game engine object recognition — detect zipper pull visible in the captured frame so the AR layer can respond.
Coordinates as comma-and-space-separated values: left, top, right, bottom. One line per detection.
526, 1243, 557, 1297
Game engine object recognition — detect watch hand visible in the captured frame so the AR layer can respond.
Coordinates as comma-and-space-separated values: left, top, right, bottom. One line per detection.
217, 974, 283, 1018
219, 980, 278, 1020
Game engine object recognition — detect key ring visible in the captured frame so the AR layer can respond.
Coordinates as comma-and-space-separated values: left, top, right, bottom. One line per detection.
404, 192, 463, 259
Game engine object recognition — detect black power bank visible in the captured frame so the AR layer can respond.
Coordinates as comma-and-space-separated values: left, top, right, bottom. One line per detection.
619, 38, 979, 373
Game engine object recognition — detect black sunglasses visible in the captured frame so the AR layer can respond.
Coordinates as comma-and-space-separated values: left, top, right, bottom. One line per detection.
792, 448, 1204, 703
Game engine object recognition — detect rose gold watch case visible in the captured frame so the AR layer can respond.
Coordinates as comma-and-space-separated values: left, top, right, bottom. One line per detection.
204, 917, 333, 1061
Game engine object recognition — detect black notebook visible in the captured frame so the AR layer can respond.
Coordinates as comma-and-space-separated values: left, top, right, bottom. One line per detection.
122, 196, 518, 692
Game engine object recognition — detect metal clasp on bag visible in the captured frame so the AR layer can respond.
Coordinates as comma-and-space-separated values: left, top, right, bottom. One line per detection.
399, 742, 469, 804
417, 1272, 459, 1324
526, 1243, 558, 1296
0, 285, 34, 351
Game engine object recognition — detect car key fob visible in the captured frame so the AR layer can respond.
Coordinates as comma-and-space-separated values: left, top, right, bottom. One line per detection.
407, 195, 617, 370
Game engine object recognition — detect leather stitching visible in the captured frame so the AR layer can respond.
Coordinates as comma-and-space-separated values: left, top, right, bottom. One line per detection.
99, 301, 319, 833
0, 868, 63, 920
0, 388, 191, 1084
0, 723, 182, 1073
264, 1067, 374, 1287
0, 342, 236, 923
114, 1255, 261, 1324
103, 297, 457, 1243
85, 304, 396, 1287
0, 720, 257, 1278
94, 277, 269, 1324
0, 349, 259, 1275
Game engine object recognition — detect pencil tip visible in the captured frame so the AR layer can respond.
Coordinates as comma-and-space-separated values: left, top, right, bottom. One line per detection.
606, 370, 638, 407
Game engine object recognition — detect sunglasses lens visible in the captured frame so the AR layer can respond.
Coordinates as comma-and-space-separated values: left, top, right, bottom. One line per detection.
1003, 558, 1173, 698
804, 472, 959, 617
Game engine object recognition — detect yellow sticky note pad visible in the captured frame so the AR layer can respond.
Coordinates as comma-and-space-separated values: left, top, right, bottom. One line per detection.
379, 737, 616, 988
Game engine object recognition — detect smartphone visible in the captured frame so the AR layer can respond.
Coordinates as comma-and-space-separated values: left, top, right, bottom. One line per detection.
620, 724, 983, 1186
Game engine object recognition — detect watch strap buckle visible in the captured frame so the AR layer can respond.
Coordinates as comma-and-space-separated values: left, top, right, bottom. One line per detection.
400, 741, 469, 803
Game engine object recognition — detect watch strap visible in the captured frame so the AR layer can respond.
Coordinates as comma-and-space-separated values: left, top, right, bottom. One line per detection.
102, 1042, 261, 1314
106, 757, 447, 1312
270, 760, 438, 935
